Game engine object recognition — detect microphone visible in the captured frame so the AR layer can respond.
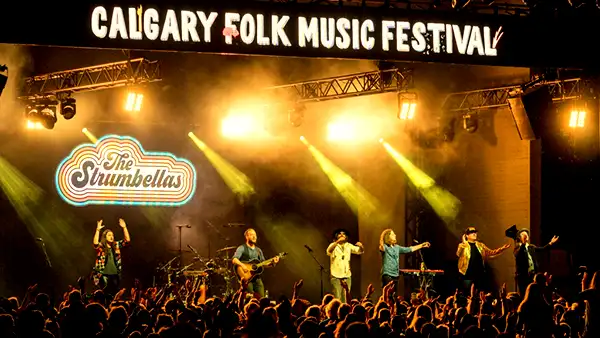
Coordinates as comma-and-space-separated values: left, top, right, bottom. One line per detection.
304, 244, 313, 253
176, 224, 191, 228
413, 240, 419, 244
35, 237, 44, 242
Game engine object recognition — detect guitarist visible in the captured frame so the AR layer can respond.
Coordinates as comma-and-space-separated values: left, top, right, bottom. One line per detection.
232, 228, 279, 298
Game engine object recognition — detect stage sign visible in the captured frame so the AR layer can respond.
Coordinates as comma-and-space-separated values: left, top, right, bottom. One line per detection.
0, 2, 598, 68
56, 135, 197, 207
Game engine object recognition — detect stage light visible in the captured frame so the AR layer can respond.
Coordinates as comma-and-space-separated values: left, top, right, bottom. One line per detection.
462, 113, 478, 133
125, 92, 143, 112
60, 97, 76, 120
221, 114, 264, 138
26, 120, 43, 130
288, 104, 305, 127
569, 110, 586, 128
300, 136, 305, 141
327, 119, 358, 142
379, 138, 384, 143
0, 65, 7, 97
398, 93, 417, 120
25, 100, 58, 130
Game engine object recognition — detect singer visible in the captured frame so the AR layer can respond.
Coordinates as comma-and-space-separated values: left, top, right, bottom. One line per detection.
91, 218, 131, 295
379, 229, 430, 293
327, 229, 363, 302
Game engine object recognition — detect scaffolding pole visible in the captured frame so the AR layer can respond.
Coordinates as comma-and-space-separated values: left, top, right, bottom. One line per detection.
264, 68, 414, 103
19, 58, 162, 100
441, 78, 584, 112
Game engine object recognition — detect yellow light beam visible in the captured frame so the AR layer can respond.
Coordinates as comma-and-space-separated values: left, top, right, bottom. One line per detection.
82, 128, 98, 143
188, 132, 255, 202
382, 141, 461, 223
301, 137, 381, 218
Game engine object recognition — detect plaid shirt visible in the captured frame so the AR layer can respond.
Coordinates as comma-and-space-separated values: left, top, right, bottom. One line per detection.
92, 240, 130, 285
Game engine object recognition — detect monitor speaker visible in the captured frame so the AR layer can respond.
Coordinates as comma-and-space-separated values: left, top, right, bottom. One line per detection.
507, 86, 553, 140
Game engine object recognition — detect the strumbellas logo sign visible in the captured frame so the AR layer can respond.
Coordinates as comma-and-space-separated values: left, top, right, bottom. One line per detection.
56, 135, 197, 207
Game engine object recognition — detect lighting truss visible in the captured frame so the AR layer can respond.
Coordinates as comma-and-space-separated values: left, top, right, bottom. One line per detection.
19, 58, 161, 100
258, 0, 530, 16
442, 78, 584, 112
264, 68, 414, 103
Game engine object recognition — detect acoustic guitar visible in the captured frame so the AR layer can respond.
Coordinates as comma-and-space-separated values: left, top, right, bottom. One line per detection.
236, 252, 287, 283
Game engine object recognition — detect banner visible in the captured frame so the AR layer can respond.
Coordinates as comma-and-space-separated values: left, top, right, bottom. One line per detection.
0, 2, 597, 68
56, 135, 197, 207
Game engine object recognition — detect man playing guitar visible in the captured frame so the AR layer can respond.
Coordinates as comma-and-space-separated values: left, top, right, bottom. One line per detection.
232, 228, 280, 298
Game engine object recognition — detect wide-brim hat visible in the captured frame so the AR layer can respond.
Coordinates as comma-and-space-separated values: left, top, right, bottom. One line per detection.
333, 228, 350, 240
517, 228, 530, 237
465, 227, 478, 235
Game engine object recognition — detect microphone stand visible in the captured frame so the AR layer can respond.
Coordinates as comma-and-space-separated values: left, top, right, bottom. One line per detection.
306, 248, 327, 299
417, 248, 432, 298
39, 241, 52, 268
205, 220, 229, 259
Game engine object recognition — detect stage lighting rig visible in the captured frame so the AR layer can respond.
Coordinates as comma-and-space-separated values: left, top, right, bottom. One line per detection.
25, 98, 59, 130
398, 92, 418, 120
462, 112, 478, 133
60, 97, 76, 120
288, 104, 305, 127
0, 65, 7, 97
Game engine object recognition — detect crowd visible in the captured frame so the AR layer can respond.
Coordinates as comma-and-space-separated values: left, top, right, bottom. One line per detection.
0, 271, 597, 338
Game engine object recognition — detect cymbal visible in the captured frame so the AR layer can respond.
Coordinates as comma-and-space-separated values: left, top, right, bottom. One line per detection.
216, 246, 237, 253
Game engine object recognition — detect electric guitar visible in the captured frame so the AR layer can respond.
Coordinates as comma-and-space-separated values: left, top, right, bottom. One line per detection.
236, 252, 287, 282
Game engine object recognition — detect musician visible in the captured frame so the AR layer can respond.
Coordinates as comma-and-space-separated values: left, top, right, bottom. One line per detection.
379, 229, 430, 292
456, 227, 510, 291
514, 228, 559, 295
232, 228, 279, 298
92, 219, 131, 295
327, 229, 363, 302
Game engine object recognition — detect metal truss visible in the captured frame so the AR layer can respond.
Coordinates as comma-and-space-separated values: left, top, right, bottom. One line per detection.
20, 58, 161, 100
264, 68, 414, 103
441, 78, 584, 112
258, 0, 531, 16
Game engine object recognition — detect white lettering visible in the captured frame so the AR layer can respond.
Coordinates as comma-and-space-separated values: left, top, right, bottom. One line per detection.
352, 19, 360, 50
427, 23, 444, 53
197, 12, 218, 43
360, 20, 375, 50
109, 7, 128, 39
335, 18, 351, 49
381, 20, 394, 52
483, 26, 497, 56
91, 6, 108, 38
445, 24, 453, 54
298, 16, 319, 48
160, 10, 180, 41
397, 21, 410, 52
240, 14, 256, 45
181, 11, 199, 42
411, 22, 426, 52
453, 25, 471, 55
128, 8, 142, 40
144, 9, 159, 40
320, 18, 335, 49
256, 14, 270, 45
467, 26, 484, 55
224, 12, 240, 45
272, 15, 291, 46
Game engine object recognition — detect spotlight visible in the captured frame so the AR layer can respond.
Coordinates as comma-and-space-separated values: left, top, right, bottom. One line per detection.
61, 97, 76, 120
0, 65, 7, 97
398, 93, 417, 120
300, 136, 305, 141
379, 138, 384, 143
462, 113, 478, 133
125, 92, 143, 112
569, 110, 586, 128
25, 99, 58, 130
288, 104, 305, 127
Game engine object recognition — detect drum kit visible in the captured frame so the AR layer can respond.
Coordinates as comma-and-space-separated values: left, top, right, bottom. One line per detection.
155, 245, 239, 298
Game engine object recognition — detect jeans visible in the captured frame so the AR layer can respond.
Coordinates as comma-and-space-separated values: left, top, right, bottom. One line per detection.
246, 278, 265, 299
101, 274, 120, 297
331, 277, 351, 303
382, 275, 400, 296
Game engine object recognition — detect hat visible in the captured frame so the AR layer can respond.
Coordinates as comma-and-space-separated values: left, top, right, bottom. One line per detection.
333, 229, 350, 240
517, 228, 530, 237
465, 227, 478, 235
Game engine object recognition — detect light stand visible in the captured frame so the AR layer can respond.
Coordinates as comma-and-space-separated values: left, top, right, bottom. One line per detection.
306, 247, 327, 299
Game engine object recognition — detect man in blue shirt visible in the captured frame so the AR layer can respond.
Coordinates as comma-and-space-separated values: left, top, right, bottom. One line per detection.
232, 228, 279, 298
380, 229, 430, 293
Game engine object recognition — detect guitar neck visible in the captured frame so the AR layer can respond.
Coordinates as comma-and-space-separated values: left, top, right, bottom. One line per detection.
256, 258, 276, 268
